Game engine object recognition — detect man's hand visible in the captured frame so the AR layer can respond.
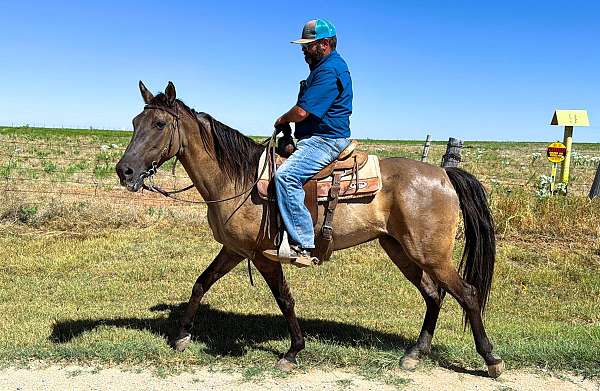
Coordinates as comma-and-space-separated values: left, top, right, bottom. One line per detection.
275, 123, 292, 136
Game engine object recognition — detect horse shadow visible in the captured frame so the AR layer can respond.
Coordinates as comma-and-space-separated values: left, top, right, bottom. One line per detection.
49, 303, 484, 376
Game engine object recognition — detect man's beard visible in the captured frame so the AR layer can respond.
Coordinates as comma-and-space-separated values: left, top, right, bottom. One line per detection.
304, 45, 325, 67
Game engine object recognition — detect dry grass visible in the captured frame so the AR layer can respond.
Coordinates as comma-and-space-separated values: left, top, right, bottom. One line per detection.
491, 189, 600, 240
0, 197, 204, 234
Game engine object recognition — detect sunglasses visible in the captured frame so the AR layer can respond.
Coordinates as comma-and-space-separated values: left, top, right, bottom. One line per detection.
301, 41, 319, 49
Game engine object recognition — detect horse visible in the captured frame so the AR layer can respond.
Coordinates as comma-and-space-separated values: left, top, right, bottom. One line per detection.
116, 81, 504, 378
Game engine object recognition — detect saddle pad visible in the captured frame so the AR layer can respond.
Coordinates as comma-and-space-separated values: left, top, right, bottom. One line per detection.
256, 150, 382, 201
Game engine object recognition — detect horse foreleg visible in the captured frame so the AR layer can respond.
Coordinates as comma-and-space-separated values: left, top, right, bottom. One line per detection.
174, 246, 244, 351
379, 236, 444, 370
252, 254, 305, 371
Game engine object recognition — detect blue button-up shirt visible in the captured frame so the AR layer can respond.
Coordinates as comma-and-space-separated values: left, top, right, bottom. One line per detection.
295, 50, 352, 140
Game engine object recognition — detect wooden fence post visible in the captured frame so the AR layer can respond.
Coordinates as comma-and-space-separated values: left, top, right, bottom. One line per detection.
421, 134, 431, 162
441, 137, 463, 168
589, 162, 600, 199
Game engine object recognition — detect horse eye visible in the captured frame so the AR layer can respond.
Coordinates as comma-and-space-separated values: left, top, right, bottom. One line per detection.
155, 121, 166, 129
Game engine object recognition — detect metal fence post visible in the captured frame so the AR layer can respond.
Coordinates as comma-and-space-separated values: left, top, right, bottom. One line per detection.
589, 162, 600, 200
441, 137, 463, 168
421, 134, 431, 162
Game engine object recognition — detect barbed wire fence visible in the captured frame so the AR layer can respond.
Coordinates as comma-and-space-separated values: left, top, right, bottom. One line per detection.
0, 137, 204, 208
0, 134, 598, 209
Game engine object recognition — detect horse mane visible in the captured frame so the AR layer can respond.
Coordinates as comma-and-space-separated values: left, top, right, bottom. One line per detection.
195, 112, 265, 188
149, 93, 264, 188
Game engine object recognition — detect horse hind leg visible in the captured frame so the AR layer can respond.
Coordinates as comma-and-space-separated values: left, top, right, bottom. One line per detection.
418, 257, 504, 378
379, 236, 445, 370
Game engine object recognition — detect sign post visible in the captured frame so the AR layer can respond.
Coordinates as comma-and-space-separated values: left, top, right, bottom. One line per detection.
546, 142, 567, 194
550, 109, 590, 187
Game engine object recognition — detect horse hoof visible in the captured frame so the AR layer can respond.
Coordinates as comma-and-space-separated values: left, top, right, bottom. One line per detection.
174, 334, 191, 352
487, 359, 505, 378
276, 358, 297, 372
401, 355, 420, 371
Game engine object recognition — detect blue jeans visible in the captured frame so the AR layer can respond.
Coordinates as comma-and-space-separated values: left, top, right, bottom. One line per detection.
274, 136, 350, 249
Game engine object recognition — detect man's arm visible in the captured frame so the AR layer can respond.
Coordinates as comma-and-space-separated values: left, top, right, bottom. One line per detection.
274, 105, 309, 127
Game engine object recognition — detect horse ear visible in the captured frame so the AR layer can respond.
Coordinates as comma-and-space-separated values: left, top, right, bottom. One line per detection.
139, 81, 154, 104
165, 81, 176, 105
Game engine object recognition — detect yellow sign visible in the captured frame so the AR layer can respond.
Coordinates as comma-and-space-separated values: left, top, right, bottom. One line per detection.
547, 142, 567, 163
550, 110, 590, 127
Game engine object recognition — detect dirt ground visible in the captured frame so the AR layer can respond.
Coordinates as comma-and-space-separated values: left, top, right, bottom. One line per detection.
0, 363, 598, 391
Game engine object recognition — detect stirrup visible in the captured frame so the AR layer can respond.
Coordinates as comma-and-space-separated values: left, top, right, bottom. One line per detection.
262, 249, 317, 268
262, 232, 318, 268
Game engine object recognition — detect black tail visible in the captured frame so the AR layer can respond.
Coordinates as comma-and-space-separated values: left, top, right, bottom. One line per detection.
445, 167, 496, 325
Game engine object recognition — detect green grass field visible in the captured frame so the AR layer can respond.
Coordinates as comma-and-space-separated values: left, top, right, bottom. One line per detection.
0, 126, 599, 377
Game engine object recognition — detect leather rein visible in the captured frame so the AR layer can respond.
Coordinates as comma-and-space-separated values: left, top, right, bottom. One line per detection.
139, 104, 275, 204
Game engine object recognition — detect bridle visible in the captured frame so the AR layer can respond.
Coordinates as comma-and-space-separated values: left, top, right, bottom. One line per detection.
138, 103, 275, 204
138, 103, 181, 178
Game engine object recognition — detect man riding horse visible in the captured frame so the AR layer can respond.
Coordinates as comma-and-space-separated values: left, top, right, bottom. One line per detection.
116, 19, 504, 377
264, 19, 353, 265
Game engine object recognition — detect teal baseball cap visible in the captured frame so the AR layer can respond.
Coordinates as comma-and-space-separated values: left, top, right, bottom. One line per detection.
291, 19, 336, 44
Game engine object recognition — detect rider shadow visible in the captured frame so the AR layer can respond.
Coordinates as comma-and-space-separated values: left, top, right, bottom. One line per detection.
49, 302, 476, 374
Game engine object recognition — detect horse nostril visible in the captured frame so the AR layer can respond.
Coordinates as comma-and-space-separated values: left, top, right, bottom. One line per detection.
124, 167, 133, 176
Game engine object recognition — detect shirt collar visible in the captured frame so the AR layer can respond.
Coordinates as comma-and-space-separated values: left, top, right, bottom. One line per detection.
309, 50, 337, 71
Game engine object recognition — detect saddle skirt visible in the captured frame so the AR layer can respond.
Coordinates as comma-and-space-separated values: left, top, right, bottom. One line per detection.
256, 149, 382, 202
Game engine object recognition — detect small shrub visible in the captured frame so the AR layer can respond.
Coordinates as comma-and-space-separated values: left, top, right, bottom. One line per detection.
42, 161, 57, 173
17, 205, 38, 224
0, 204, 39, 224
65, 161, 89, 174
571, 151, 600, 167
0, 161, 17, 178
536, 175, 566, 198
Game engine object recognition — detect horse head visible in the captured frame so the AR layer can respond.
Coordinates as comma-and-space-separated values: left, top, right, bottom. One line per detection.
116, 81, 186, 192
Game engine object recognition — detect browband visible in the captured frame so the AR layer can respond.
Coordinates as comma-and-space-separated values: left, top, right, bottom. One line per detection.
144, 104, 180, 118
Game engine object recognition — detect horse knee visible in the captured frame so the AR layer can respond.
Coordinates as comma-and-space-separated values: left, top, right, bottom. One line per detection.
191, 282, 205, 298
277, 294, 295, 312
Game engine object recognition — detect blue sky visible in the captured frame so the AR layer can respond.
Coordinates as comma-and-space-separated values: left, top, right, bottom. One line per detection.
1, 1, 599, 141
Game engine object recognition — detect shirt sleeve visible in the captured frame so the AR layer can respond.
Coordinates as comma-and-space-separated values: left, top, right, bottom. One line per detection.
297, 68, 340, 119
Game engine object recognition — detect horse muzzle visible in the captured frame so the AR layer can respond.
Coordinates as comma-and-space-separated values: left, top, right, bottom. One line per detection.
116, 159, 149, 193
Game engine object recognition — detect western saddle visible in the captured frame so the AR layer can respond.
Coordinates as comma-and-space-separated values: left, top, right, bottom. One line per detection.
258, 138, 381, 265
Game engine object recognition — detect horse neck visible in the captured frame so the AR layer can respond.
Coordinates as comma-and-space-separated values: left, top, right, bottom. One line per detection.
176, 114, 239, 202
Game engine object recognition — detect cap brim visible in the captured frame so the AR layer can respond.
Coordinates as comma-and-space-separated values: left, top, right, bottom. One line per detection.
291, 38, 317, 44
